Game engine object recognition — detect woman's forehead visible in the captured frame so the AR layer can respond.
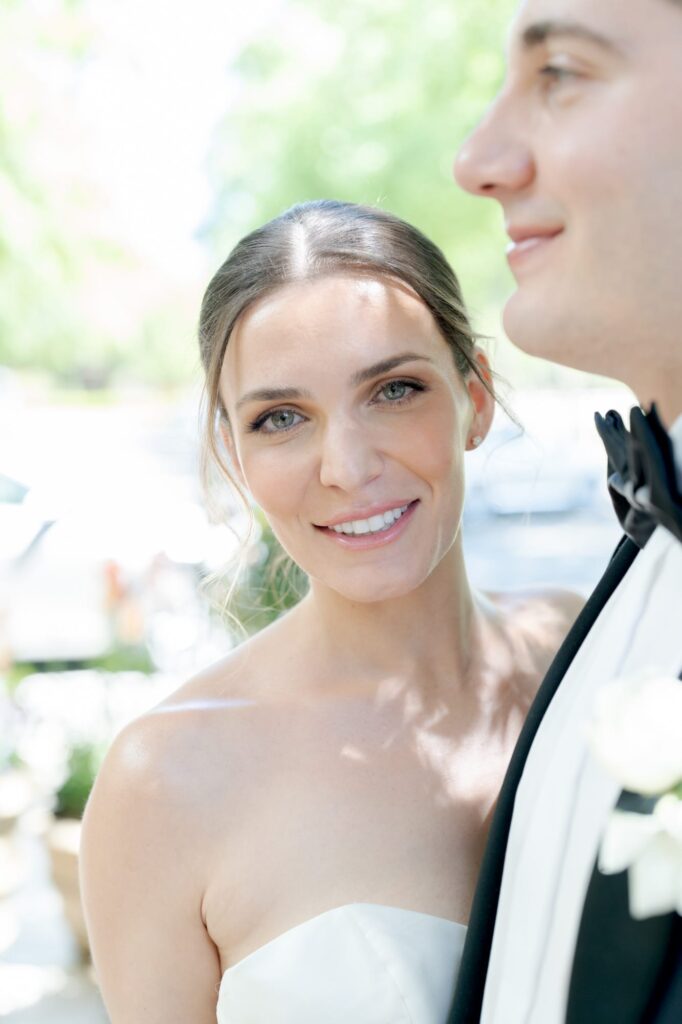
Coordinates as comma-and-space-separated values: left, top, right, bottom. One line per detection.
241, 273, 425, 331
219, 275, 453, 411
225, 273, 442, 375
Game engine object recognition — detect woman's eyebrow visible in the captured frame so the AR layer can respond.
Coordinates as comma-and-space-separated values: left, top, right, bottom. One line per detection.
350, 352, 433, 386
236, 385, 312, 410
236, 352, 433, 410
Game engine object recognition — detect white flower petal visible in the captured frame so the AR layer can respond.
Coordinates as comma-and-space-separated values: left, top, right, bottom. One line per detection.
589, 675, 682, 794
599, 811, 659, 874
655, 794, 682, 843
628, 833, 682, 920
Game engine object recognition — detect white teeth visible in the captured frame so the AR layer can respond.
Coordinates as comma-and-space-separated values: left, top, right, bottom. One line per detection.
328, 504, 410, 536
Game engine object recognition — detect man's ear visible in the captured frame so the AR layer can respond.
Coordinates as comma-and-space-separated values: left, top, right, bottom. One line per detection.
220, 421, 247, 490
464, 349, 496, 450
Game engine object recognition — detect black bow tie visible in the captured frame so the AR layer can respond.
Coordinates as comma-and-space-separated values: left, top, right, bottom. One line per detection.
594, 404, 682, 549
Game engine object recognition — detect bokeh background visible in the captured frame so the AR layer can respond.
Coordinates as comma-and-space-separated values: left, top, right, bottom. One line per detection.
0, 0, 632, 1020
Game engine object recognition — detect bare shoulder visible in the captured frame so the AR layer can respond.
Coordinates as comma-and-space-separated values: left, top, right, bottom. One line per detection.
80, 700, 214, 904
489, 584, 585, 637
78, 632, 295, 1021
484, 585, 586, 702
81, 622, 292, 871
95, 624, 288, 806
78, 701, 227, 1020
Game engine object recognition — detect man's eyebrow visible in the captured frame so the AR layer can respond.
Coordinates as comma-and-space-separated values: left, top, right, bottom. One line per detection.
520, 19, 623, 55
235, 353, 432, 410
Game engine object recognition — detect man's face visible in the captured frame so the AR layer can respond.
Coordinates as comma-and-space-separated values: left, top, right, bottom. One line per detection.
454, 0, 682, 397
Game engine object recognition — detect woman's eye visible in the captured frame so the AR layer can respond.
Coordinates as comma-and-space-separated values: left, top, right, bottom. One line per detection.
250, 408, 304, 434
377, 380, 417, 403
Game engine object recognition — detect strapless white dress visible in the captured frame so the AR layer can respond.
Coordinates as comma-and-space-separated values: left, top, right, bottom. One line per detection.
216, 902, 467, 1023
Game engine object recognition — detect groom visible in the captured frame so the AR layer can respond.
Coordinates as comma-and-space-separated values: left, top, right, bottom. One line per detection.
449, 1, 682, 1022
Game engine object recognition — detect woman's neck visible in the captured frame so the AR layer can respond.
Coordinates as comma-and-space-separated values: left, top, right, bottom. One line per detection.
289, 542, 483, 699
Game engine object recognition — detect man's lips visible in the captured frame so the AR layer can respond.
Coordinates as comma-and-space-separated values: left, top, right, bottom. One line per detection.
505, 225, 564, 267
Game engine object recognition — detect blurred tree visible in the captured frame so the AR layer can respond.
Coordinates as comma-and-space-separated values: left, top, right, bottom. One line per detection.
206, 0, 516, 317
0, 0, 134, 380
0, 0, 566, 388
0, 0, 102, 377
0, 0, 198, 386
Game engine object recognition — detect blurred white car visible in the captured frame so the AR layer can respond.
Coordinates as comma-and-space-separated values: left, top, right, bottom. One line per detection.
0, 467, 234, 666
474, 426, 599, 515
464, 392, 611, 518
0, 470, 113, 663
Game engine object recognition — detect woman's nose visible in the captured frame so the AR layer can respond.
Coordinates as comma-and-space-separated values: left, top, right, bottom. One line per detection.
453, 96, 535, 197
318, 420, 384, 492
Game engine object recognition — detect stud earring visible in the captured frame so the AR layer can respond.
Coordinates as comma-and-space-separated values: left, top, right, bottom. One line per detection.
470, 435, 483, 449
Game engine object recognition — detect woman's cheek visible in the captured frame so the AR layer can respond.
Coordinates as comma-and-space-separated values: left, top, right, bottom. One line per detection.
405, 404, 462, 481
241, 448, 309, 519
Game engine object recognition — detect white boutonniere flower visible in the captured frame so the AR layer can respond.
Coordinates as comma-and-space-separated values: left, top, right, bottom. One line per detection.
589, 672, 682, 920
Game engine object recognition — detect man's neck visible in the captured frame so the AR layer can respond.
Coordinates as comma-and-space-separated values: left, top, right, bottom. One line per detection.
633, 376, 682, 429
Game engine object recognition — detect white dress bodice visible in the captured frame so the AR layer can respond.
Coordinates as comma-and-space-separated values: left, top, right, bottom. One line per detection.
216, 903, 466, 1023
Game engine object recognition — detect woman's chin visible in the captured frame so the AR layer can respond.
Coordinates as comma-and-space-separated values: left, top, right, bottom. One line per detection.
310, 568, 429, 605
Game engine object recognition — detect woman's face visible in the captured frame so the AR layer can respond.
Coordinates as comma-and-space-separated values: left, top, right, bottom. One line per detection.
220, 273, 492, 603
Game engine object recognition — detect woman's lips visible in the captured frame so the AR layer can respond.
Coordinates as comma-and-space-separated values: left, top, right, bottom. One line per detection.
316, 499, 419, 550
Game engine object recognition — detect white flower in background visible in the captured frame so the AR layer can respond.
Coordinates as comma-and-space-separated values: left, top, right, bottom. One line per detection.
589, 671, 682, 920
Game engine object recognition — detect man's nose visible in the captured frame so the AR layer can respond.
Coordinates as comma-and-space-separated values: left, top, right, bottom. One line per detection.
453, 96, 534, 197
318, 419, 384, 492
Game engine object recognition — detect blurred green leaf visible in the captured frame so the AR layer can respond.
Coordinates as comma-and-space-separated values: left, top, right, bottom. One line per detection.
53, 741, 104, 820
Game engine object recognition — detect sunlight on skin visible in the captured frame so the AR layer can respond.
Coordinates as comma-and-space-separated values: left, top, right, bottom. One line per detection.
340, 745, 367, 763
155, 698, 257, 713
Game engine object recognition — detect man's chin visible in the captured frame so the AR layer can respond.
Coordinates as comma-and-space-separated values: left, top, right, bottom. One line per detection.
501, 290, 572, 366
501, 292, 550, 359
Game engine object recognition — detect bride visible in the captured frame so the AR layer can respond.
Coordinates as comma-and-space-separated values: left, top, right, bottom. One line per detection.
80, 200, 582, 1023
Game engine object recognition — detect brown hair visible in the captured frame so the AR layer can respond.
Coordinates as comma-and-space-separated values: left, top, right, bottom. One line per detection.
198, 199, 492, 505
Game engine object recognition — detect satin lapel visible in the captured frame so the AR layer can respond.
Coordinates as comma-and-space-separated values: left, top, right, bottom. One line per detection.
447, 536, 639, 1024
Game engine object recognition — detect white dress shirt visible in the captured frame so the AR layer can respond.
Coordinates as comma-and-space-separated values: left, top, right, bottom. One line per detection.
481, 415, 682, 1024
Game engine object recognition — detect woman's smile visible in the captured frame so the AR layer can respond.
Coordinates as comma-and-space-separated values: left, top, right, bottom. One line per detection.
314, 499, 420, 549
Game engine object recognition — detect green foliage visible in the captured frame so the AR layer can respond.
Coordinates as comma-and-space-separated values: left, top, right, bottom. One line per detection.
84, 645, 156, 675
0, 0, 526, 382
53, 741, 103, 820
206, 0, 517, 313
0, 0, 199, 385
230, 510, 308, 636
0, 1, 107, 376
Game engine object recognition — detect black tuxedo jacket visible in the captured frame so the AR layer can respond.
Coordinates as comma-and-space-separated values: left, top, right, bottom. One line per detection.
447, 535, 682, 1024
